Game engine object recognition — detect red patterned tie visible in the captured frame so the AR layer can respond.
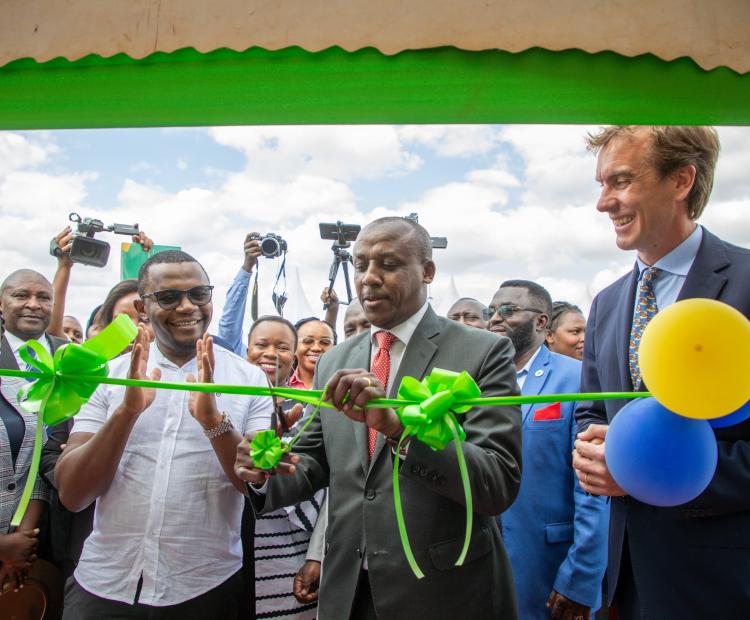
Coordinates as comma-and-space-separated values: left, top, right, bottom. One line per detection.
369, 331, 397, 460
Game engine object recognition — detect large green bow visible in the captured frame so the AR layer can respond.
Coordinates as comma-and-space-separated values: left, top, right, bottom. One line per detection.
392, 368, 482, 579
9, 315, 137, 526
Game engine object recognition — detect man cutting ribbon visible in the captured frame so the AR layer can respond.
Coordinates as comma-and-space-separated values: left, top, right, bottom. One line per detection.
235, 217, 523, 620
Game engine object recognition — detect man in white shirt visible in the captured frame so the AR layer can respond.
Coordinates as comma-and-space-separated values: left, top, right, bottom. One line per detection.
236, 217, 523, 620
56, 250, 272, 619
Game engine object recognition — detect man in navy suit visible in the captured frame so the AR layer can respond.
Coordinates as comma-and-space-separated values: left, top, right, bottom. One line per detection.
489, 280, 608, 620
574, 126, 750, 619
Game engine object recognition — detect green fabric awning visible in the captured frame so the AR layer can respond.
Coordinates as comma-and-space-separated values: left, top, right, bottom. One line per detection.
1, 46, 748, 129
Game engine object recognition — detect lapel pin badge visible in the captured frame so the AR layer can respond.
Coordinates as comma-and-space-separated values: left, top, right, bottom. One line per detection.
534, 369, 544, 377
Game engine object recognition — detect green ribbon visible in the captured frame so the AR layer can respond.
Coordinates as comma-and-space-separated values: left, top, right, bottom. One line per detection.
392, 369, 482, 579
249, 388, 327, 470
9, 315, 137, 527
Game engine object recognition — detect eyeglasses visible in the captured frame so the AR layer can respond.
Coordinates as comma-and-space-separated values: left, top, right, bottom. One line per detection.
484, 304, 543, 320
141, 285, 214, 310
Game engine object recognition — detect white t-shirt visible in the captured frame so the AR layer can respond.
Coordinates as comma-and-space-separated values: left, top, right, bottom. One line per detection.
72, 343, 272, 606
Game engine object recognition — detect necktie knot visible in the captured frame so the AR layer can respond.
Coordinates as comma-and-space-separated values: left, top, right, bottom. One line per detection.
641, 266, 661, 287
375, 330, 397, 352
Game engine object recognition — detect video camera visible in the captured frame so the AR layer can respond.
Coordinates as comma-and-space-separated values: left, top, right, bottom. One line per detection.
50, 212, 140, 268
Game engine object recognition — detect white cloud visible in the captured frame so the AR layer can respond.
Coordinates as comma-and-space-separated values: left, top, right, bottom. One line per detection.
2, 125, 749, 335
177, 159, 188, 171
210, 126, 421, 182
398, 125, 502, 157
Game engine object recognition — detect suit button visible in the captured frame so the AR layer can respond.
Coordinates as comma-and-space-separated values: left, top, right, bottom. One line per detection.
365, 488, 376, 501
7, 483, 16, 491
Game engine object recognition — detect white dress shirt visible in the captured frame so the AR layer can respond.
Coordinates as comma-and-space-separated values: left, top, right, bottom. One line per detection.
515, 345, 543, 390
1, 331, 52, 418
72, 344, 272, 606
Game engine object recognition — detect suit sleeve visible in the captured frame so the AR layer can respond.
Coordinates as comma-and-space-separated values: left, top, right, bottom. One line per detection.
575, 295, 609, 433
401, 336, 523, 516
553, 404, 609, 607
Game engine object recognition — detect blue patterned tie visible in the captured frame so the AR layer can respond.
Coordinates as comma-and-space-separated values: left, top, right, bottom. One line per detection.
23, 346, 38, 382
628, 267, 661, 388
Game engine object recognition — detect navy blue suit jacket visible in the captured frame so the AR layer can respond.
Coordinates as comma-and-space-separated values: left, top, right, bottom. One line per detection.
502, 346, 608, 619
576, 228, 750, 618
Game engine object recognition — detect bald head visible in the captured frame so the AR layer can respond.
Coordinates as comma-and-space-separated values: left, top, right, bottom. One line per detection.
360, 217, 433, 263
0, 270, 53, 341
447, 297, 488, 330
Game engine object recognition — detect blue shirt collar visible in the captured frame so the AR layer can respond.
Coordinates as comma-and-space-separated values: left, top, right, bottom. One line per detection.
636, 224, 703, 278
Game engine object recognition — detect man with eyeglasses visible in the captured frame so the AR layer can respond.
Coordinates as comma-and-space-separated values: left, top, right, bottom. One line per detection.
488, 280, 608, 620
56, 250, 272, 619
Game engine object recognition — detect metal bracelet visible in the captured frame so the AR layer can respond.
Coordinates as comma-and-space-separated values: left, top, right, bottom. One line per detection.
203, 413, 234, 439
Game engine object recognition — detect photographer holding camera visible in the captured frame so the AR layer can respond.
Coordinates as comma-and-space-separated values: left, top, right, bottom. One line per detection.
219, 231, 339, 356
47, 223, 153, 343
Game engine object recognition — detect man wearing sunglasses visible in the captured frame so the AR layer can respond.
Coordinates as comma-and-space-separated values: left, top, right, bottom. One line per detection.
56, 250, 272, 619
488, 281, 608, 620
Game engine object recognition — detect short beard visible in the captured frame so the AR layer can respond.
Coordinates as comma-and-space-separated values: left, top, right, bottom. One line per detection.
508, 320, 536, 360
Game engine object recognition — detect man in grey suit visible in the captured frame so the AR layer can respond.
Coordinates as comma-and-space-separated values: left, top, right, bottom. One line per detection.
236, 217, 523, 619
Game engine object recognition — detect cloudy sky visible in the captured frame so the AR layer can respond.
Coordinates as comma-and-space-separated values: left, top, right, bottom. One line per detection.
1, 125, 749, 336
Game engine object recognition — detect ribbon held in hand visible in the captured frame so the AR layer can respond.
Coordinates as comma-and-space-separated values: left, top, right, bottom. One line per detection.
393, 369, 481, 579
10, 315, 137, 526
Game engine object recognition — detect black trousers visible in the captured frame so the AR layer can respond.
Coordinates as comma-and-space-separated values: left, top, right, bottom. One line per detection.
613, 538, 642, 620
62, 570, 246, 620
350, 570, 377, 620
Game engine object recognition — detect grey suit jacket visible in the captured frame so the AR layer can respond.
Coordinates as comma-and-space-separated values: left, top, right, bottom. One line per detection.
251, 307, 523, 619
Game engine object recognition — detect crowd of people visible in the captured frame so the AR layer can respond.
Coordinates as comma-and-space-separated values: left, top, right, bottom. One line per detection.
0, 125, 748, 620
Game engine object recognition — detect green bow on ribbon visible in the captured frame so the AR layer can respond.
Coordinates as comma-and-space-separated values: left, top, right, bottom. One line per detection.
392, 369, 482, 579
9, 315, 137, 527
249, 388, 327, 470
250, 429, 290, 470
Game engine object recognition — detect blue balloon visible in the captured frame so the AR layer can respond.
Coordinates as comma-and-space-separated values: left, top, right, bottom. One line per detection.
709, 399, 750, 429
605, 398, 718, 507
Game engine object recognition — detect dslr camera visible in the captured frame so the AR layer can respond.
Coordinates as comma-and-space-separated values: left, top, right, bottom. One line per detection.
50, 212, 140, 268
259, 233, 288, 258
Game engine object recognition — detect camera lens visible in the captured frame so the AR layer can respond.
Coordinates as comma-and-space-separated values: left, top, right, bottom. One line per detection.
261, 236, 280, 257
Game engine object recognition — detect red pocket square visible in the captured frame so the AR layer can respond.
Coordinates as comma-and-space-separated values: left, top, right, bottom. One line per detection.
532, 402, 562, 421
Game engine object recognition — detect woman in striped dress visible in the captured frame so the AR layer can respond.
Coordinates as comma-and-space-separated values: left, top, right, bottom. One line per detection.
246, 316, 330, 619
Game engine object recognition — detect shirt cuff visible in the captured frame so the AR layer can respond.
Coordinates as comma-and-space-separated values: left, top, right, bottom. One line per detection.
247, 480, 268, 495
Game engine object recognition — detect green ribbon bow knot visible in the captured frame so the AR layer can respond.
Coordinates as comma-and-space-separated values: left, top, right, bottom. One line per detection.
397, 369, 481, 450
9, 314, 137, 527
250, 429, 290, 470
392, 368, 481, 579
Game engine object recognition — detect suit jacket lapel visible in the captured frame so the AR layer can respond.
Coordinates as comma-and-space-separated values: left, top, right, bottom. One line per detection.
677, 228, 729, 302
0, 335, 19, 370
616, 265, 639, 391
521, 346, 552, 424
367, 307, 440, 474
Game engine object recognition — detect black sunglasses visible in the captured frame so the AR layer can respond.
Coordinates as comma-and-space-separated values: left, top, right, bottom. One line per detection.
484, 304, 543, 320
141, 285, 214, 310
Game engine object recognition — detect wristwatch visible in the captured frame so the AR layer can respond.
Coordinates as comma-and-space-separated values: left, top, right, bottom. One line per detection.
203, 413, 234, 439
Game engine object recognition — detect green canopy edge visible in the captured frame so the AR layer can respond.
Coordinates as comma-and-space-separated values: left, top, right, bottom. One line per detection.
1, 46, 748, 129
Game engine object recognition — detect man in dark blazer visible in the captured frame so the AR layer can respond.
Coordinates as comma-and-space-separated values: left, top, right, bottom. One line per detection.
236, 217, 523, 619
0, 270, 67, 582
574, 126, 750, 619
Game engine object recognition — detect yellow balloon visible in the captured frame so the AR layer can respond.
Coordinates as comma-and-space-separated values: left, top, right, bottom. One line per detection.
639, 299, 750, 419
